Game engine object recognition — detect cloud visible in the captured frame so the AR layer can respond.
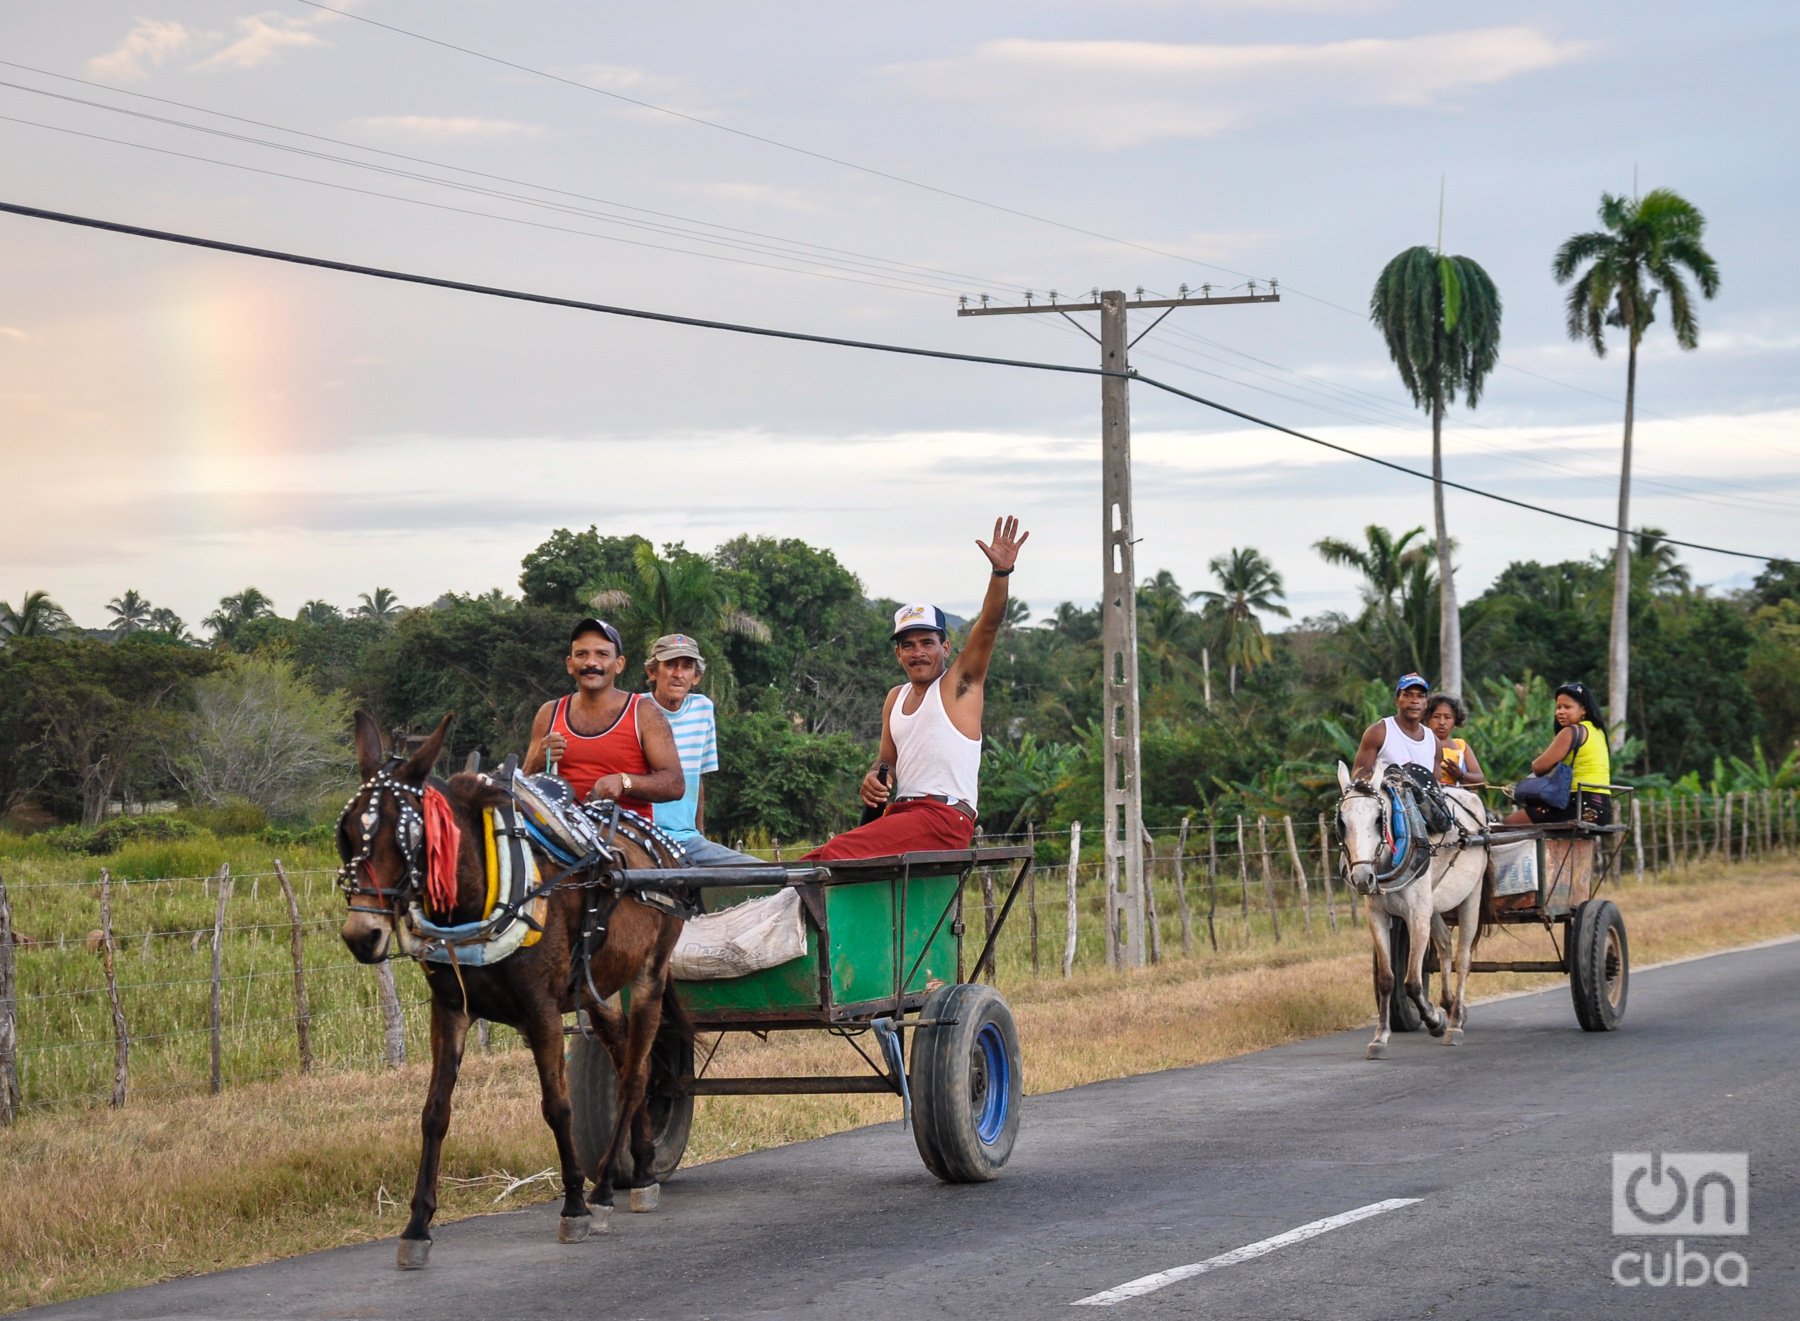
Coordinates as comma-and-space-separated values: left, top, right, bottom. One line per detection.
351, 116, 547, 140
0, 326, 40, 343
86, 18, 197, 82
193, 12, 326, 71
884, 27, 1594, 148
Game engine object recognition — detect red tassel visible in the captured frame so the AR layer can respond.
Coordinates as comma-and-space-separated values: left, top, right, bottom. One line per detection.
422, 787, 462, 915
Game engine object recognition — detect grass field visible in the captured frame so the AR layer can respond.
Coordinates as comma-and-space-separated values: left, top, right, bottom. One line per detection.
3, 851, 1797, 1313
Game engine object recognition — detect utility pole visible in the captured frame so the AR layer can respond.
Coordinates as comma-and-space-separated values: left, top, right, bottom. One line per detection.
958, 285, 1278, 967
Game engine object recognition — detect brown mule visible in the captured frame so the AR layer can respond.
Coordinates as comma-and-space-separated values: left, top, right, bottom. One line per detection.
336, 711, 688, 1269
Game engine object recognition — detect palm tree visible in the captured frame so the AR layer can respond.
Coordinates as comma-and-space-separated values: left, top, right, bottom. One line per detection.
295, 600, 342, 625
106, 590, 153, 637
1190, 548, 1289, 695
0, 590, 74, 640
1369, 245, 1502, 698
146, 607, 190, 641
354, 587, 403, 623
589, 543, 770, 702
1315, 524, 1438, 678
1137, 571, 1205, 690
1314, 525, 1432, 609
204, 587, 275, 645
1631, 528, 1692, 595
1553, 187, 1720, 749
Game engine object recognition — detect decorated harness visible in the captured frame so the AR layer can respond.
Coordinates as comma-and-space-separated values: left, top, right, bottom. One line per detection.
1337, 764, 1480, 896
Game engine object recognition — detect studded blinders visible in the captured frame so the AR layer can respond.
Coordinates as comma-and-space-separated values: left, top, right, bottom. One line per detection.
336, 758, 428, 914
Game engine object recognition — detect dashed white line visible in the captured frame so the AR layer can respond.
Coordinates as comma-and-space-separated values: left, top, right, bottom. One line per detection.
1070, 1197, 1422, 1307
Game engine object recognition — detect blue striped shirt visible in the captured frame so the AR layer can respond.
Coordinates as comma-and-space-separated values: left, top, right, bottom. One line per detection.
652, 693, 719, 841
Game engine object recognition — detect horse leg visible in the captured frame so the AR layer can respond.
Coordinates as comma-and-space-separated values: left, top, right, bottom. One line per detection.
582, 996, 630, 1211
612, 967, 668, 1212
1367, 902, 1394, 1060
1445, 876, 1483, 1042
1406, 907, 1447, 1038
521, 1009, 596, 1243
398, 1000, 470, 1269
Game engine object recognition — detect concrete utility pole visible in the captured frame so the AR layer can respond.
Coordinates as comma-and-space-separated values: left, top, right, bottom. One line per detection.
958, 286, 1278, 967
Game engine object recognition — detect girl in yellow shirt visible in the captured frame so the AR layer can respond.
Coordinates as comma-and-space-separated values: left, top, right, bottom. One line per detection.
1425, 693, 1485, 788
1503, 681, 1613, 827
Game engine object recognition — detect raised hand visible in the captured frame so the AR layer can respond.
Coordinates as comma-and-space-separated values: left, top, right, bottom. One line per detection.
976, 515, 1030, 575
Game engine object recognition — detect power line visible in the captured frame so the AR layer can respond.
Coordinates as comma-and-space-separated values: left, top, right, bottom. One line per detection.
0, 198, 1785, 566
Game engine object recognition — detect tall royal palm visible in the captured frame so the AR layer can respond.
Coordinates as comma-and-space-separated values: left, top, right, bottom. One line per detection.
1553, 188, 1719, 750
1191, 547, 1289, 695
1369, 245, 1501, 698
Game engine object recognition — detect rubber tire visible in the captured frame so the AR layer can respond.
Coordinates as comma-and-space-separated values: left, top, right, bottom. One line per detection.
568, 1019, 694, 1186
910, 983, 1022, 1183
1382, 916, 1429, 1033
1570, 899, 1628, 1032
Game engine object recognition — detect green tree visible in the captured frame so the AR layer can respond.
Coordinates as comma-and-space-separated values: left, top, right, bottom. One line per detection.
1369, 244, 1502, 697
1632, 528, 1692, 594
107, 589, 153, 637
146, 606, 191, 641
1553, 187, 1721, 749
588, 543, 770, 706
1314, 525, 1435, 677
1, 590, 75, 640
205, 587, 276, 647
296, 599, 342, 625
354, 587, 404, 623
1191, 547, 1289, 695
518, 527, 650, 611
706, 689, 868, 843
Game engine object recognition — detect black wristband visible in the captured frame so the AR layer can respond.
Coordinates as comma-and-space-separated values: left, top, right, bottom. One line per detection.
992, 567, 1013, 577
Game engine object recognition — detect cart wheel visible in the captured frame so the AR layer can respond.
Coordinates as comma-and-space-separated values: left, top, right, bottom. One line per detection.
1570, 900, 1628, 1032
568, 1018, 694, 1185
1382, 916, 1429, 1033
910, 983, 1022, 1183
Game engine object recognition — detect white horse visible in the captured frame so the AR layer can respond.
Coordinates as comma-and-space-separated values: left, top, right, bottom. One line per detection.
1334, 760, 1493, 1060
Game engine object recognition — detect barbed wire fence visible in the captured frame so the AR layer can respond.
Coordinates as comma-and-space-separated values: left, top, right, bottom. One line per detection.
1, 789, 1794, 1118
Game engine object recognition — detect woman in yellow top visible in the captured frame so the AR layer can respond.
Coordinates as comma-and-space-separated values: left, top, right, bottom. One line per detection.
1425, 693, 1484, 788
1503, 681, 1613, 827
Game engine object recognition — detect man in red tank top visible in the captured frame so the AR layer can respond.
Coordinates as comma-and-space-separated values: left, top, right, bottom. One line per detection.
524, 618, 685, 818
804, 516, 1029, 862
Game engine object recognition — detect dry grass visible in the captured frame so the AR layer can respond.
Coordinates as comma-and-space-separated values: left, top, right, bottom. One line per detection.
4, 856, 1798, 1312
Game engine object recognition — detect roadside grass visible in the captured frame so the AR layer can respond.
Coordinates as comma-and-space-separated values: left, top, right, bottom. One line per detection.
3, 855, 1797, 1312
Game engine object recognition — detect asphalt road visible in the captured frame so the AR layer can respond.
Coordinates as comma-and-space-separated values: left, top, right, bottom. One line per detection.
25, 938, 1797, 1321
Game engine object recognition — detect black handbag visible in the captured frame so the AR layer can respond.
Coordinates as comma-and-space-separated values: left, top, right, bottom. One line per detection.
1515, 725, 1583, 810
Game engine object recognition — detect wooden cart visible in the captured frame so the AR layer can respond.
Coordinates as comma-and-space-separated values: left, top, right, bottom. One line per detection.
566, 846, 1033, 1186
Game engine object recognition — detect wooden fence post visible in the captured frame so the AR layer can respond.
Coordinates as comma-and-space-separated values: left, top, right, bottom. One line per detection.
1062, 821, 1080, 978
1317, 814, 1339, 933
1141, 826, 1162, 964
1256, 816, 1281, 944
1679, 795, 1690, 865
1027, 825, 1040, 976
208, 864, 231, 1095
1173, 816, 1193, 957
1763, 789, 1774, 855
1740, 792, 1751, 861
1204, 816, 1219, 953
1235, 816, 1251, 944
376, 959, 407, 1067
980, 868, 997, 954
1663, 795, 1676, 874
99, 868, 129, 1108
0, 873, 19, 1125
1282, 816, 1313, 936
273, 860, 312, 1073
1631, 797, 1645, 886
1720, 794, 1731, 862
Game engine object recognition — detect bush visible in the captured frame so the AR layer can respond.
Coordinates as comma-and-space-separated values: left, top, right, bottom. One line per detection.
179, 800, 270, 837
258, 822, 335, 849
41, 816, 213, 856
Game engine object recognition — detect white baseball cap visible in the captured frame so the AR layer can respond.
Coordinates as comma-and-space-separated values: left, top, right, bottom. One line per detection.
891, 603, 948, 641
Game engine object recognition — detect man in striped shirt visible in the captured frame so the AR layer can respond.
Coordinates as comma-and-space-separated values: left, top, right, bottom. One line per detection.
643, 633, 760, 866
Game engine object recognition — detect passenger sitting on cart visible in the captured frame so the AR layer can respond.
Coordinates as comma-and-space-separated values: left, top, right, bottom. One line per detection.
641, 632, 761, 865
1425, 692, 1485, 788
802, 515, 1029, 862
1502, 681, 1612, 828
522, 617, 685, 813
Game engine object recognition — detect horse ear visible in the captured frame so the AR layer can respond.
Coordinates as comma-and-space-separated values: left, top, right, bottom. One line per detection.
1336, 761, 1352, 794
353, 710, 385, 780
400, 713, 453, 784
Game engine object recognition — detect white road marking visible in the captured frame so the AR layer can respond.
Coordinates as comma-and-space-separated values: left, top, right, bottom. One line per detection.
1071, 1197, 1421, 1307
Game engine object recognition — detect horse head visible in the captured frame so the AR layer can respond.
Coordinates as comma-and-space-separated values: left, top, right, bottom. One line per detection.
337, 710, 452, 964
1334, 760, 1387, 895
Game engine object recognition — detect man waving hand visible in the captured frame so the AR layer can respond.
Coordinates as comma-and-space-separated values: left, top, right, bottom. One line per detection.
805, 516, 1028, 861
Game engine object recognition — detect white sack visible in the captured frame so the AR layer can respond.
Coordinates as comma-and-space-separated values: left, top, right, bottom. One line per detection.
671, 887, 808, 981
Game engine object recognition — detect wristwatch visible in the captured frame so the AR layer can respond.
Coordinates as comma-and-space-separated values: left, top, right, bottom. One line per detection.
620, 773, 634, 794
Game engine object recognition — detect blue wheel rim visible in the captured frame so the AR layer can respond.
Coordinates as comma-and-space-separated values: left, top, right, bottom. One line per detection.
972, 1021, 1011, 1145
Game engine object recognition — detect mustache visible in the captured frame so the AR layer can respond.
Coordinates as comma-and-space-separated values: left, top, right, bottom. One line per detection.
578, 668, 607, 677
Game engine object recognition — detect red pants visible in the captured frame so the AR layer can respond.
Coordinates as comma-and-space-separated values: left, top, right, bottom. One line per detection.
802, 799, 975, 861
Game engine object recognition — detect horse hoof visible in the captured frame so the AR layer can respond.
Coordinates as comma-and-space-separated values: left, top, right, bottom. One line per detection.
559, 1215, 592, 1244
594, 1206, 612, 1234
630, 1183, 660, 1213
1445, 1027, 1465, 1044
1366, 1042, 1388, 1060
396, 1238, 431, 1270
1425, 1017, 1447, 1039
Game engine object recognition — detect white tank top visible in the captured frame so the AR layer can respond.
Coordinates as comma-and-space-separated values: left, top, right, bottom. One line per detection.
890, 676, 982, 810
1379, 717, 1438, 773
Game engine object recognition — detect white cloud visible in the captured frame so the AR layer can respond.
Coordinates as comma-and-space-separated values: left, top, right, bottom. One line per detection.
86, 18, 196, 82
193, 12, 326, 71
351, 116, 546, 140
0, 326, 40, 343
884, 28, 1594, 149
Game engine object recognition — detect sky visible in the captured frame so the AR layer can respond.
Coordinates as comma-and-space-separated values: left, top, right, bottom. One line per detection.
2, 1, 1797, 636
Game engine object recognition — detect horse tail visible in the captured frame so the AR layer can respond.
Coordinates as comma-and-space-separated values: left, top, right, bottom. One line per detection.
659, 971, 693, 1053
1476, 855, 1499, 949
